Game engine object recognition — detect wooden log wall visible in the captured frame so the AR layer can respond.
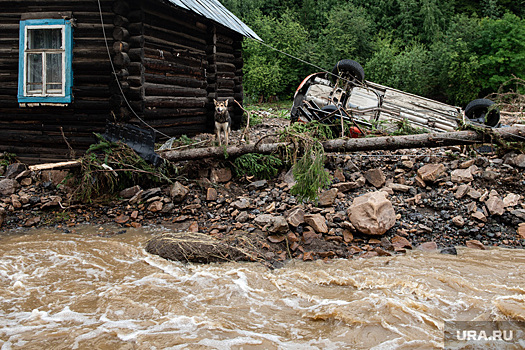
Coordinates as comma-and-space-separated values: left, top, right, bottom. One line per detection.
0, 0, 248, 162
0, 0, 115, 163
125, 1, 209, 138
207, 25, 244, 129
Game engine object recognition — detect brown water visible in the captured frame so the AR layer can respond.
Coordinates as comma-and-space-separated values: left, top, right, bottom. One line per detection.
1, 226, 524, 349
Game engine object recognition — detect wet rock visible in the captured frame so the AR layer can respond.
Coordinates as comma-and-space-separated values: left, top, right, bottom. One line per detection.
343, 229, 353, 243
319, 188, 338, 206
0, 179, 20, 196
518, 224, 525, 239
286, 208, 305, 227
348, 191, 396, 236
142, 188, 162, 201
5, 163, 27, 179
511, 209, 525, 221
24, 216, 41, 227
503, 193, 520, 207
417, 164, 445, 182
440, 247, 457, 255
147, 201, 163, 212
206, 187, 218, 201
481, 170, 498, 182
210, 168, 232, 183
452, 215, 465, 227
231, 197, 250, 210
170, 182, 189, 203
268, 235, 286, 243
248, 180, 268, 191
129, 190, 143, 205
388, 183, 412, 192
255, 214, 288, 234
333, 179, 364, 193
391, 235, 412, 250
514, 154, 525, 168
236, 211, 249, 223
344, 159, 359, 172
41, 196, 62, 209
364, 168, 386, 188
467, 188, 482, 200
485, 196, 504, 216
374, 247, 392, 256
304, 213, 328, 234
417, 242, 438, 251
466, 240, 485, 250
115, 214, 130, 224
19, 177, 32, 187
454, 184, 470, 199
451, 167, 475, 183
472, 211, 487, 222
333, 168, 345, 182
459, 159, 476, 169
161, 202, 174, 213
120, 185, 142, 199
0, 207, 6, 227
401, 160, 414, 169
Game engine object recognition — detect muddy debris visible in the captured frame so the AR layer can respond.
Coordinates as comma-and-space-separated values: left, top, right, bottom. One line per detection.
0, 118, 524, 266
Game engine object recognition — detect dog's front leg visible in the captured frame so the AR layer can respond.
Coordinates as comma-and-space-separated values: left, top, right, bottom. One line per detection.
215, 122, 222, 146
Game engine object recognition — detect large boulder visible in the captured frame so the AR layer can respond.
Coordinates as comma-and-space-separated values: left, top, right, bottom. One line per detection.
347, 191, 396, 236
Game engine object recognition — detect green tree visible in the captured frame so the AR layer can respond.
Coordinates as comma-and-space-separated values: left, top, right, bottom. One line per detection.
474, 13, 525, 95
316, 3, 376, 70
242, 10, 312, 100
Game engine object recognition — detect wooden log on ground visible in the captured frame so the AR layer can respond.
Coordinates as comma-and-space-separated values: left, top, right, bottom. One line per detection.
161, 126, 525, 162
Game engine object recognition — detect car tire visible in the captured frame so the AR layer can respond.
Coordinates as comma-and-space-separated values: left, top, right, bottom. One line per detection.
464, 98, 500, 127
331, 59, 365, 83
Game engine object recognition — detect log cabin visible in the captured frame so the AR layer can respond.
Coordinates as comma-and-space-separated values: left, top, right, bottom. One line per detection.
0, 0, 260, 163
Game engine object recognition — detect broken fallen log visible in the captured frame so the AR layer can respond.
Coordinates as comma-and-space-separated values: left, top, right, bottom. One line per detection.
160, 126, 525, 162
145, 232, 268, 265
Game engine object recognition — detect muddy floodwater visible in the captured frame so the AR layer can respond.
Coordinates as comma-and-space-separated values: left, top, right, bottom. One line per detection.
1, 227, 525, 349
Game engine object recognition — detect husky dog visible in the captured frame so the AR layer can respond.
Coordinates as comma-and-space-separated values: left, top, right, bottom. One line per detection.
214, 99, 231, 146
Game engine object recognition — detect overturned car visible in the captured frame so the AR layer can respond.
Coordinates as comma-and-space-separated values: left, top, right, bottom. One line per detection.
290, 59, 500, 135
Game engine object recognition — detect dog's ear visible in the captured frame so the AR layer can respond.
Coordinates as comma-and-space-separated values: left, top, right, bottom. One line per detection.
214, 99, 217, 106
225, 99, 229, 107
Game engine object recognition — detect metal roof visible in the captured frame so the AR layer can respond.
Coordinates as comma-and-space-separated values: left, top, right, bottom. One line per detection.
165, 0, 262, 41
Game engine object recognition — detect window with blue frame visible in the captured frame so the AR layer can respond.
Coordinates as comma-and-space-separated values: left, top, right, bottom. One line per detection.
18, 19, 73, 104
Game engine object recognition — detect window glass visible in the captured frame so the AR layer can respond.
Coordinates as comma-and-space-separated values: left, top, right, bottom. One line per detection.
27, 53, 43, 93
46, 53, 62, 92
27, 28, 62, 50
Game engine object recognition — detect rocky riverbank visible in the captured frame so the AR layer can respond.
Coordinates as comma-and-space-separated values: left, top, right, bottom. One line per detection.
1, 116, 525, 266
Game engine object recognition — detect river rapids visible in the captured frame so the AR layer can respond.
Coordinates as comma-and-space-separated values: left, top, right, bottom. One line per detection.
1, 227, 524, 349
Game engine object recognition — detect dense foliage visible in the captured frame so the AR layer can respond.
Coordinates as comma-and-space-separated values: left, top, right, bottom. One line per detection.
222, 0, 525, 107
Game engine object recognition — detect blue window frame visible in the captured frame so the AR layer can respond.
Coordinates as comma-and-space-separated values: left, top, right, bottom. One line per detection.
18, 19, 73, 104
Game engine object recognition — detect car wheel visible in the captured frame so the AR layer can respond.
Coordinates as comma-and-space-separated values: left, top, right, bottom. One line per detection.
464, 98, 500, 127
331, 59, 365, 83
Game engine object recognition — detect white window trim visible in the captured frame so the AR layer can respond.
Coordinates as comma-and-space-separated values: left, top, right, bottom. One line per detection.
23, 23, 67, 98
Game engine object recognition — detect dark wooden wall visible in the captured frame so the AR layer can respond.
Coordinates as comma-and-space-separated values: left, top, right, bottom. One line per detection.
116, 0, 245, 138
0, 0, 246, 163
0, 0, 115, 163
